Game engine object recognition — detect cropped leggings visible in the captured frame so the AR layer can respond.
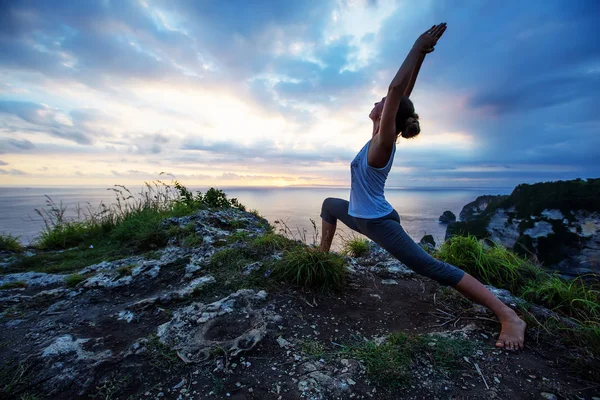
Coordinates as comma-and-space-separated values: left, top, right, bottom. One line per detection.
320, 197, 465, 287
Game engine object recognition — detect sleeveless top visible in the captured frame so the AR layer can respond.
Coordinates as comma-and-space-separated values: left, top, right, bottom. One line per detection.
348, 139, 396, 219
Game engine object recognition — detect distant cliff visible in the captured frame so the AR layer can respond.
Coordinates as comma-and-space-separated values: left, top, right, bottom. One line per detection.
445, 178, 600, 276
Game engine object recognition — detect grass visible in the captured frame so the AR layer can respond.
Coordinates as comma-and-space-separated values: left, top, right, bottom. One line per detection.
340, 332, 474, 389
343, 237, 370, 257
116, 265, 134, 278
0, 234, 24, 253
249, 232, 297, 254
64, 273, 88, 288
0, 281, 27, 290
436, 234, 600, 371
145, 334, 181, 370
271, 247, 347, 292
301, 340, 327, 359
2, 180, 248, 274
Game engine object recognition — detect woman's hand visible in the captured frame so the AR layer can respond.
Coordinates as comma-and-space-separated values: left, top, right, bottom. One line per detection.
413, 23, 447, 53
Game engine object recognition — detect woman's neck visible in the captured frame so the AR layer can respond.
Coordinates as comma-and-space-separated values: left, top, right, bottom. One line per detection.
372, 119, 380, 138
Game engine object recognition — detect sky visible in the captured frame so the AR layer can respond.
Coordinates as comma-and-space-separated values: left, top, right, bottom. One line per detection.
0, 0, 599, 188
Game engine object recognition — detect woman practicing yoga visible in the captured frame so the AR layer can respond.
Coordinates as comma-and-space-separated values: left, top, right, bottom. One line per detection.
319, 23, 526, 350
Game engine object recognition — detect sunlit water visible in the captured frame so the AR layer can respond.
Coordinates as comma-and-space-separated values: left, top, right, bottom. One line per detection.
0, 186, 512, 251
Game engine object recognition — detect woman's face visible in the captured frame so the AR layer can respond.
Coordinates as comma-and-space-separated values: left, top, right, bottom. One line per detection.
370, 97, 386, 121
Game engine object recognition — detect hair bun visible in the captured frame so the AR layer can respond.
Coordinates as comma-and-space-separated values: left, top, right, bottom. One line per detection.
401, 115, 421, 139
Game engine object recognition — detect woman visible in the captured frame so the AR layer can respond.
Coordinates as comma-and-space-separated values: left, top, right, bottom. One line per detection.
319, 23, 526, 350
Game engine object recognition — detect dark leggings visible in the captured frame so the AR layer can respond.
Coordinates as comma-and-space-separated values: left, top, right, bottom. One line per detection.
320, 197, 465, 287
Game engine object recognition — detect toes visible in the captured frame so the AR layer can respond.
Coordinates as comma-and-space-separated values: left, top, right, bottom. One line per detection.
495, 340, 505, 348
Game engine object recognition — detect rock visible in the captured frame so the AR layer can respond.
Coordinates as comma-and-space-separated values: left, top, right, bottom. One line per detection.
445, 179, 600, 276
158, 289, 272, 362
276, 337, 292, 348
118, 310, 135, 323
459, 195, 508, 221
241, 261, 262, 275
39, 334, 112, 395
419, 234, 436, 247
541, 209, 564, 220
439, 210, 456, 224
540, 393, 558, 400
381, 279, 398, 285
0, 272, 66, 288
524, 221, 554, 239
486, 208, 521, 248
184, 258, 203, 278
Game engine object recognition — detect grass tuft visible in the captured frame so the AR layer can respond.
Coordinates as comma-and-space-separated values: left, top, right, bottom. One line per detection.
343, 237, 370, 258
341, 332, 474, 389
0, 234, 24, 253
436, 235, 600, 369
64, 273, 88, 288
0, 281, 27, 290
116, 265, 134, 278
272, 247, 347, 292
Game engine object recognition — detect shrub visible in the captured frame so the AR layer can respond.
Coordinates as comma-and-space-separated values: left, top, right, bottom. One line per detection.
272, 247, 347, 292
436, 235, 542, 295
0, 234, 24, 253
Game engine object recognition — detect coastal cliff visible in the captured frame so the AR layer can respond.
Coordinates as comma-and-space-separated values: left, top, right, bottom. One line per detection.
0, 183, 598, 399
445, 178, 600, 277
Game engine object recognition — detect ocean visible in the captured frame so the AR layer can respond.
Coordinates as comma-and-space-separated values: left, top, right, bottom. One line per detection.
0, 186, 512, 251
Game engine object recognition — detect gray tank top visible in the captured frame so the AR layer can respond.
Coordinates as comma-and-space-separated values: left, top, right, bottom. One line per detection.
348, 139, 396, 218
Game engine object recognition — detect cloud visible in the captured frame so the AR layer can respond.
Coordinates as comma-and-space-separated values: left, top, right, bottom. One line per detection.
7, 138, 35, 150
0, 0, 599, 188
0, 168, 27, 175
0, 160, 8, 166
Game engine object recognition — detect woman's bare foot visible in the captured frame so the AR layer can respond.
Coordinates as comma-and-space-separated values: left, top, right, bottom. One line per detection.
496, 313, 527, 350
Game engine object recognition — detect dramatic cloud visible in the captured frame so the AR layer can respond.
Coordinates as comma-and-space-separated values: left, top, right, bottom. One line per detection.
0, 0, 598, 187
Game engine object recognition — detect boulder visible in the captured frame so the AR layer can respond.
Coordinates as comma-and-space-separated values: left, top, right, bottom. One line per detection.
438, 211, 456, 224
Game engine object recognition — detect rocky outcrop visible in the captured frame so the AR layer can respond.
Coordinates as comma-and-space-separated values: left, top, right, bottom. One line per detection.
1, 204, 597, 399
446, 179, 600, 276
438, 210, 456, 224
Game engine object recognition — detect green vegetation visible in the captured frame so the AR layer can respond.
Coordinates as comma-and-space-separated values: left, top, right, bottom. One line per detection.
343, 237, 370, 258
64, 273, 88, 288
144, 334, 181, 370
249, 232, 297, 253
0, 234, 24, 253
0, 281, 27, 290
115, 265, 134, 278
301, 340, 327, 359
272, 247, 347, 292
436, 235, 600, 367
341, 332, 473, 388
3, 180, 248, 274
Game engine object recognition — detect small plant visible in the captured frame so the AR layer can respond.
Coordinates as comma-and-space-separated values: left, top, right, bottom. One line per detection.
0, 281, 27, 290
343, 237, 370, 258
116, 265, 134, 278
301, 340, 327, 359
272, 247, 347, 292
182, 233, 203, 248
250, 233, 297, 254
0, 234, 24, 253
341, 332, 474, 389
145, 334, 181, 370
345, 332, 417, 388
64, 273, 87, 288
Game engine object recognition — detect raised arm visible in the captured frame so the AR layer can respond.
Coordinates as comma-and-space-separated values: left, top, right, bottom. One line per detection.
404, 52, 425, 98
376, 23, 446, 149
